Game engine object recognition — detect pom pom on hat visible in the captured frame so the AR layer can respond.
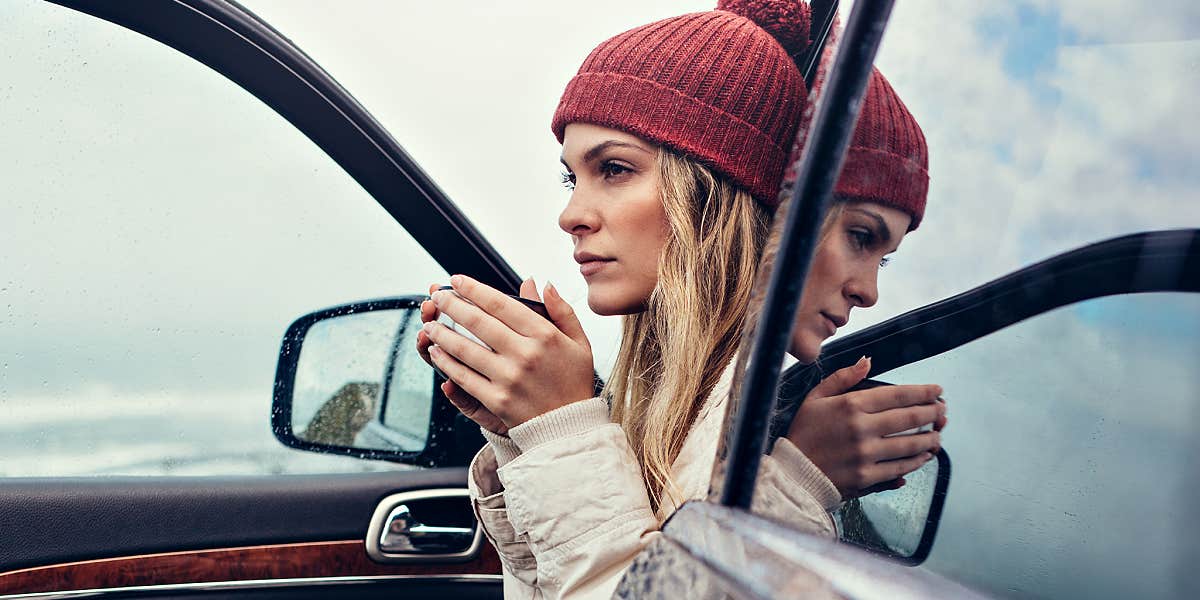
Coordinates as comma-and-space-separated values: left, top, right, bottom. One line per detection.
717, 0, 812, 58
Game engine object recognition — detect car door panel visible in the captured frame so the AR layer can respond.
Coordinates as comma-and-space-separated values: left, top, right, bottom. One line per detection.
0, 471, 503, 595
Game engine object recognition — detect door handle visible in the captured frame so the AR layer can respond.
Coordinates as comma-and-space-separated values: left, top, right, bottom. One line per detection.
365, 488, 483, 563
380, 504, 475, 553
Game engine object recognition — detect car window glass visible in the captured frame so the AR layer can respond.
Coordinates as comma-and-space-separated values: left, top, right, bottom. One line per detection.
880, 292, 1200, 599
845, 2, 1200, 334
0, 1, 446, 476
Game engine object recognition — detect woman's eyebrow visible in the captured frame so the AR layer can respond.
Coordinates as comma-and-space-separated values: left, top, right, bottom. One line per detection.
584, 140, 652, 163
844, 207, 893, 245
561, 140, 653, 169
559, 140, 652, 169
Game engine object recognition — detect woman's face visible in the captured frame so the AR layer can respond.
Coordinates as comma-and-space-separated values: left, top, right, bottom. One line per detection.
790, 201, 913, 363
558, 123, 668, 316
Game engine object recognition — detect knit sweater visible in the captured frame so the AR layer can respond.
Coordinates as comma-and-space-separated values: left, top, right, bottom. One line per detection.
467, 359, 841, 599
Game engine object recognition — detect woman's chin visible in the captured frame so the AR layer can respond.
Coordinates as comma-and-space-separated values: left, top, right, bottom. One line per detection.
586, 289, 645, 316
789, 336, 822, 364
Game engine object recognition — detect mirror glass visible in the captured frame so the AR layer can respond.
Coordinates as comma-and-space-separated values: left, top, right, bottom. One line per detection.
880, 293, 1200, 599
836, 449, 944, 561
291, 307, 433, 452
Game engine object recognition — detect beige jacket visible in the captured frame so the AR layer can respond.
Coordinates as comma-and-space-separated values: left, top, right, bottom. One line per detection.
467, 361, 841, 599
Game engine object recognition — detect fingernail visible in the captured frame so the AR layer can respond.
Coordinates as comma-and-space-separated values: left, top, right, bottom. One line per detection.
545, 281, 557, 298
431, 291, 446, 307
857, 355, 871, 369
422, 321, 436, 335
450, 274, 464, 288
428, 345, 441, 358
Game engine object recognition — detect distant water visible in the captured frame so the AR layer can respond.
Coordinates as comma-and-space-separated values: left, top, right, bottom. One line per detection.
0, 387, 404, 477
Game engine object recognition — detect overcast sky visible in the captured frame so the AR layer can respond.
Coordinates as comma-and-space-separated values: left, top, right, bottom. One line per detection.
1, 1, 1199, 593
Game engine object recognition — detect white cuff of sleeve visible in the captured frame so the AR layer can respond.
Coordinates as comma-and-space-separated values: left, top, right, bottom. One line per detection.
508, 397, 610, 451
479, 428, 522, 467
769, 437, 843, 510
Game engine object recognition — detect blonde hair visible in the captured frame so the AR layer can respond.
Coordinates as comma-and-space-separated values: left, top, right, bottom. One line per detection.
605, 149, 769, 512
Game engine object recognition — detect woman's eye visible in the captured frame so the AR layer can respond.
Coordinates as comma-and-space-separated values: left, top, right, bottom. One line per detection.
600, 161, 631, 178
848, 228, 874, 250
560, 170, 576, 190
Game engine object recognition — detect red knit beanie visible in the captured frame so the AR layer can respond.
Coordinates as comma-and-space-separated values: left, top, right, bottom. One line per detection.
839, 69, 929, 230
551, 1, 814, 206
783, 64, 930, 230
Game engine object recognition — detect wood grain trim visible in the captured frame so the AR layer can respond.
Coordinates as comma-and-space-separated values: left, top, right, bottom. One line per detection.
0, 539, 501, 595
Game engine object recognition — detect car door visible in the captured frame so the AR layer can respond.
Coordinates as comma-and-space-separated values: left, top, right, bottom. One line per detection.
0, 0, 511, 596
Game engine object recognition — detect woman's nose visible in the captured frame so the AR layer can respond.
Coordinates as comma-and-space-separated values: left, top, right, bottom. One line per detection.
557, 189, 598, 236
845, 266, 880, 308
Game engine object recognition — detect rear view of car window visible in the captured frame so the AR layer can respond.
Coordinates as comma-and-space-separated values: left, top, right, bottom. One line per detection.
0, 1, 446, 476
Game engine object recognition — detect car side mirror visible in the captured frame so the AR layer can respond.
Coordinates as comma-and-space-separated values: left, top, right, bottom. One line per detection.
836, 446, 950, 565
271, 296, 483, 467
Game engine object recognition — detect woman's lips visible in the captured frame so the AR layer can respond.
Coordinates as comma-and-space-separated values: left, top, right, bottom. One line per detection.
820, 312, 839, 336
580, 259, 615, 277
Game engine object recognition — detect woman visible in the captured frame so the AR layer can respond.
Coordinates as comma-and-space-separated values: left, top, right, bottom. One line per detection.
418, 2, 938, 596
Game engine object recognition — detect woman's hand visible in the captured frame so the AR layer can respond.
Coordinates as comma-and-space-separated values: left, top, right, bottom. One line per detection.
786, 356, 946, 500
416, 279, 543, 436
421, 274, 595, 429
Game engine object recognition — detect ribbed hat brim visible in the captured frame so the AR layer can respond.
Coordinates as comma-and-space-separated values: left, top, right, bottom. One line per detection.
553, 72, 792, 205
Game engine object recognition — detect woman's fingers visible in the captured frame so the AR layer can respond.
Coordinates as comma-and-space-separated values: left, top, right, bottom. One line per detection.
430, 287, 516, 353
868, 452, 934, 485
807, 356, 871, 399
519, 277, 542, 302
416, 329, 434, 363
423, 283, 443, 322
423, 321, 502, 379
543, 282, 589, 348
443, 274, 552, 340
417, 283, 444, 364
427, 344, 495, 404
855, 383, 942, 413
870, 431, 940, 463
421, 299, 438, 323
870, 402, 944, 437
441, 380, 507, 436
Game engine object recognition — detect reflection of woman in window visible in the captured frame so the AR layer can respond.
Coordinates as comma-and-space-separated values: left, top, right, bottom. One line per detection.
768, 65, 946, 503
417, 2, 938, 597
